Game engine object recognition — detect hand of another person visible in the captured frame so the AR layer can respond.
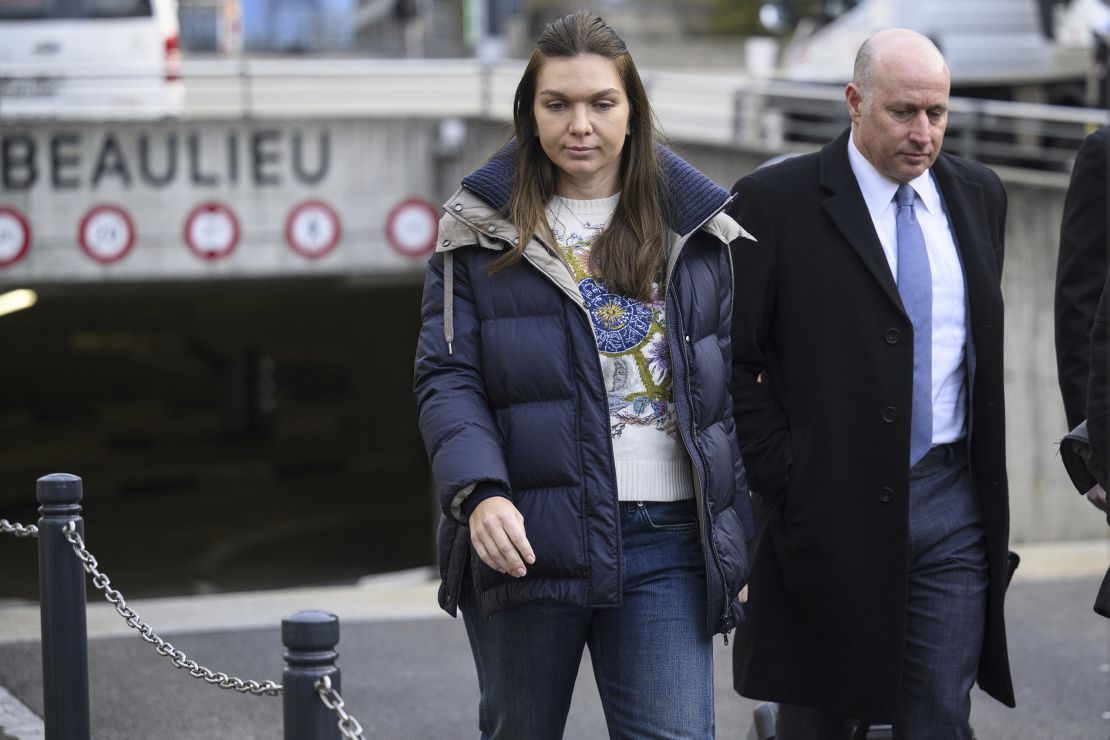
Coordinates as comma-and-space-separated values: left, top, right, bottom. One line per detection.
1086, 484, 1107, 512
469, 497, 536, 577
738, 585, 749, 604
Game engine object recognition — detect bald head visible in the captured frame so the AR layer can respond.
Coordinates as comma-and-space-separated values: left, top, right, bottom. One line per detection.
853, 29, 949, 104
845, 28, 951, 183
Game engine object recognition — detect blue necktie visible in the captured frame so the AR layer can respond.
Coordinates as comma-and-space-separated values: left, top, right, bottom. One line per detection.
895, 183, 933, 466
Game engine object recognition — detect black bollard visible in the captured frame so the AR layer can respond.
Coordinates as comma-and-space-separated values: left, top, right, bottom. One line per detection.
37, 473, 91, 740
283, 610, 341, 740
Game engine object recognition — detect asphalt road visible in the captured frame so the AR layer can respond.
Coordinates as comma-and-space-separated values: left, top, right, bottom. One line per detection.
1, 576, 1108, 739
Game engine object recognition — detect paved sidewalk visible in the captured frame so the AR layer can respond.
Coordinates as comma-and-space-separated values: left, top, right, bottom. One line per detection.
1, 541, 1107, 739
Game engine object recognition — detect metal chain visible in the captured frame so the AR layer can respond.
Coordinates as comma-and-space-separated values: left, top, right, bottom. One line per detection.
61, 521, 283, 697
0, 519, 38, 537
315, 675, 366, 739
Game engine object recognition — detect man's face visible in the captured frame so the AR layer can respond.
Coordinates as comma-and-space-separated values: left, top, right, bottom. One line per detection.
847, 57, 950, 183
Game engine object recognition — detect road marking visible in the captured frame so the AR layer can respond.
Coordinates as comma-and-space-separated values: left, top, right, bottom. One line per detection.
0, 687, 44, 739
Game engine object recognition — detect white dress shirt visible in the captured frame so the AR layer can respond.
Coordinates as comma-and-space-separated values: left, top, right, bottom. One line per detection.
848, 135, 968, 445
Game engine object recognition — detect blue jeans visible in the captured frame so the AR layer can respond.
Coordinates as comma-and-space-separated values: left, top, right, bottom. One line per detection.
459, 499, 714, 740
777, 443, 988, 740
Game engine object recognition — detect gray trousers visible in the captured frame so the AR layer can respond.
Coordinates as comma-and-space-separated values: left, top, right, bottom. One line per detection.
777, 442, 988, 740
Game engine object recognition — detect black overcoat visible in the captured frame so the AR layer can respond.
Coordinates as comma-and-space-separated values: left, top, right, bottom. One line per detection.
727, 129, 1015, 720
1055, 126, 1109, 429
1056, 127, 1110, 617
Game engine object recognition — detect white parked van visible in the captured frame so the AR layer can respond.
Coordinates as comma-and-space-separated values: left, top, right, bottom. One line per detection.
770, 0, 1110, 106
0, 0, 183, 120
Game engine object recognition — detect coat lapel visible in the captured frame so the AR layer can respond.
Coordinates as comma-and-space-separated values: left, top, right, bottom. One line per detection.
819, 131, 905, 313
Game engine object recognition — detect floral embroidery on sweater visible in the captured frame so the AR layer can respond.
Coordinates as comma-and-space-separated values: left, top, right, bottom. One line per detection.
552, 221, 678, 439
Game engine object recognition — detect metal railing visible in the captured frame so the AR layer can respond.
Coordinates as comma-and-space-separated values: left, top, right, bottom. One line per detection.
1, 473, 366, 739
1, 58, 1106, 172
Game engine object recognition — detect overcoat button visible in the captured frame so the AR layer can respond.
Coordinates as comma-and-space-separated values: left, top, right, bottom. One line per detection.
885, 328, 901, 344
487, 225, 497, 232
879, 487, 894, 503
441, 239, 451, 247
453, 204, 463, 212
882, 406, 898, 423
513, 237, 519, 244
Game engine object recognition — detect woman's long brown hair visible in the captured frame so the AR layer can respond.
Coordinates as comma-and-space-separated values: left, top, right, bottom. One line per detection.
491, 11, 670, 303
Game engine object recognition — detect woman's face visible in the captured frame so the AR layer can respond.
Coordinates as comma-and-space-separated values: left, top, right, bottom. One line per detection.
533, 54, 630, 199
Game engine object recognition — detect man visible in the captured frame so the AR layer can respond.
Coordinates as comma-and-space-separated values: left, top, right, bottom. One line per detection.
728, 29, 1014, 738
1055, 125, 1109, 513
1055, 126, 1110, 616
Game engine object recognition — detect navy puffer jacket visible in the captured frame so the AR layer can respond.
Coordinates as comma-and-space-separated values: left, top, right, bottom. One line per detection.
414, 144, 755, 636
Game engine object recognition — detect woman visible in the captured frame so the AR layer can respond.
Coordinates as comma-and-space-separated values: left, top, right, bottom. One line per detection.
414, 11, 754, 739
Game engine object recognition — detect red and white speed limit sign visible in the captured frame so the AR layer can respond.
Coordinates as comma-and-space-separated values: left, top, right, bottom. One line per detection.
285, 200, 341, 259
184, 202, 240, 261
385, 198, 438, 258
0, 207, 31, 267
79, 205, 135, 264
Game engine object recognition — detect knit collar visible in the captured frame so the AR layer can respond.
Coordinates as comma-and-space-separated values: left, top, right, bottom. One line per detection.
460, 140, 729, 238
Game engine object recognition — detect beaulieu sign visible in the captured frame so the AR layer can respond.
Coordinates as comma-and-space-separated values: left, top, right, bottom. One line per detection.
0, 129, 330, 191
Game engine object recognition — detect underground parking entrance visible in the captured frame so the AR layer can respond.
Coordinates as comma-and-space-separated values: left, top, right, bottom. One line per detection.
0, 275, 433, 601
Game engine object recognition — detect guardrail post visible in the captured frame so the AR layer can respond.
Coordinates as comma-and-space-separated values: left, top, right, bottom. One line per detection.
283, 610, 341, 740
36, 473, 90, 740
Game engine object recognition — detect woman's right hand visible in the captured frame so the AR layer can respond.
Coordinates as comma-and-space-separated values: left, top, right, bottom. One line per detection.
468, 497, 536, 578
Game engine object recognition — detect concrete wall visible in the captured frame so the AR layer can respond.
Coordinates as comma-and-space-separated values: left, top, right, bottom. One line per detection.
997, 172, 1098, 543
453, 121, 1100, 544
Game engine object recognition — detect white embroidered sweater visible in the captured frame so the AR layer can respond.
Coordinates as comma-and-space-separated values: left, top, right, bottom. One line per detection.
546, 193, 694, 503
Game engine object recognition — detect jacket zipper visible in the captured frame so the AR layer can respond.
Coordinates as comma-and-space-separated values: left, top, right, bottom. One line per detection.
667, 280, 733, 639
666, 195, 737, 639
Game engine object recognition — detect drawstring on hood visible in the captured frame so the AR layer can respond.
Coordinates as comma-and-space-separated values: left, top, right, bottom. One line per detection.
444, 252, 455, 355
